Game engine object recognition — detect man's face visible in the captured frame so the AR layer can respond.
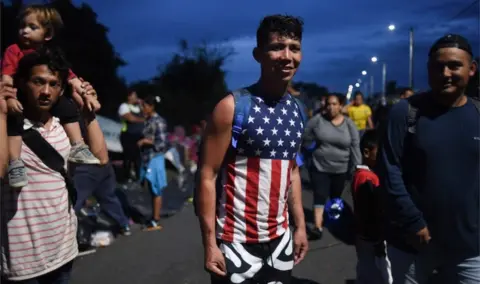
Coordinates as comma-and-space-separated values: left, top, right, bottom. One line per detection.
403, 90, 414, 99
354, 94, 363, 106
428, 47, 477, 97
22, 65, 63, 112
256, 33, 302, 83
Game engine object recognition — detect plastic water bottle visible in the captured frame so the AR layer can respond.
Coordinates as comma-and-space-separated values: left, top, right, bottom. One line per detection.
325, 198, 344, 221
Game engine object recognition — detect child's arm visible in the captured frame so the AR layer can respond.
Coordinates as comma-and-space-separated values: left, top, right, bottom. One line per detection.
68, 77, 101, 112
2, 75, 14, 88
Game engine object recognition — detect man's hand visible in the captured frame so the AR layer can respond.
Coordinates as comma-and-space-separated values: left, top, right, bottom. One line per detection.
204, 245, 227, 277
71, 78, 101, 112
293, 227, 308, 265
6, 99, 23, 114
407, 226, 431, 251
72, 79, 101, 112
0, 83, 17, 115
415, 227, 431, 244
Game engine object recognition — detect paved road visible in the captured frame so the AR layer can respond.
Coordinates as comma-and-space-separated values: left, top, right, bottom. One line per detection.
70, 188, 357, 284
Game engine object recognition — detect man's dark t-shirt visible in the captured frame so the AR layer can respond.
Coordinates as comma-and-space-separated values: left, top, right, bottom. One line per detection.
378, 93, 479, 257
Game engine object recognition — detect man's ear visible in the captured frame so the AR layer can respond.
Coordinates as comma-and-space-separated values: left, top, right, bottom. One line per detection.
469, 60, 478, 77
253, 47, 261, 63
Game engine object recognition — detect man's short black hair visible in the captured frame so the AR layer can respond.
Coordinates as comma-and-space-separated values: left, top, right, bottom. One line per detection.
15, 45, 70, 87
256, 14, 304, 47
399, 87, 413, 96
360, 129, 379, 152
429, 34, 473, 58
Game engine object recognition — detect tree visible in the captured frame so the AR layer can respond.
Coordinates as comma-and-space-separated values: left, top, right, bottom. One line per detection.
131, 40, 234, 130
292, 81, 329, 111
1, 0, 128, 119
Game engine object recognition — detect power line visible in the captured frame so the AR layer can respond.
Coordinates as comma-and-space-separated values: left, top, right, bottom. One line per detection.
447, 0, 479, 23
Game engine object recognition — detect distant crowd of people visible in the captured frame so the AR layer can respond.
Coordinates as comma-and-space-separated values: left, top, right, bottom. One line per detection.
0, 4, 479, 284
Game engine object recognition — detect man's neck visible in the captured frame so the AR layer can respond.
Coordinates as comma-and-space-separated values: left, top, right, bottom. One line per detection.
257, 77, 289, 100
431, 90, 467, 108
24, 109, 53, 128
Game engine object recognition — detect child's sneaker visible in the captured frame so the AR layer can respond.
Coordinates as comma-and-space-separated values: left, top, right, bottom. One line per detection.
8, 159, 28, 188
68, 143, 100, 164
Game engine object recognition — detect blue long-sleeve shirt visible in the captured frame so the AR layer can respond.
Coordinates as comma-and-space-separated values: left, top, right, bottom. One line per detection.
379, 93, 479, 257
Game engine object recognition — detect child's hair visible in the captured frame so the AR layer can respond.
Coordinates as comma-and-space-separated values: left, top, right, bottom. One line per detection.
15, 45, 70, 88
360, 129, 379, 152
143, 95, 161, 107
18, 5, 64, 39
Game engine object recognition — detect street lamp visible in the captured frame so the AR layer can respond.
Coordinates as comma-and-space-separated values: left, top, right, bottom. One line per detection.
388, 24, 396, 31
361, 70, 367, 76
371, 56, 378, 63
355, 83, 360, 88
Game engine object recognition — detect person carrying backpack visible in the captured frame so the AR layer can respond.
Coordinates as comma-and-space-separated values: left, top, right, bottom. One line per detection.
195, 14, 309, 284
378, 34, 479, 284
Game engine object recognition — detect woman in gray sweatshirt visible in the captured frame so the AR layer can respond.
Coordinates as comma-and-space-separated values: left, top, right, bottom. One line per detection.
303, 93, 361, 239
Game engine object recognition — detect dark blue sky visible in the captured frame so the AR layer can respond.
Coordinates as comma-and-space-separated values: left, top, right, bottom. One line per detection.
67, 0, 478, 93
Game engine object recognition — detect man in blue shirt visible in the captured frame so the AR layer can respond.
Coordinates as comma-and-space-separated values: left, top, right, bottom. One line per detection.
379, 34, 479, 283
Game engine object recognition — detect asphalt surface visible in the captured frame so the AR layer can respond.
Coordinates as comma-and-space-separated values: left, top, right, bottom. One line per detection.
70, 186, 357, 284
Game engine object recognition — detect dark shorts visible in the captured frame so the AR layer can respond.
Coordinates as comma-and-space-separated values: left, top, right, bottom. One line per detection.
211, 229, 294, 284
309, 168, 347, 207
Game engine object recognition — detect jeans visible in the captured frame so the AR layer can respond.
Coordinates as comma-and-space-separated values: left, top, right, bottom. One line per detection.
356, 239, 392, 284
388, 244, 480, 284
73, 163, 129, 227
3, 261, 73, 284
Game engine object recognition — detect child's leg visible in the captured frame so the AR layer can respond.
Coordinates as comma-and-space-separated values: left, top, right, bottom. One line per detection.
50, 96, 99, 164
63, 122, 86, 146
8, 136, 22, 162
7, 114, 28, 187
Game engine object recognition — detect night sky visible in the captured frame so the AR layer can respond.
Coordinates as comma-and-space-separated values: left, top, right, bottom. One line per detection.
34, 0, 480, 93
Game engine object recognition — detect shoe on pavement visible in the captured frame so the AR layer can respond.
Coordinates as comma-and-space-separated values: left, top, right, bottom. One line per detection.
143, 220, 163, 232
120, 225, 132, 236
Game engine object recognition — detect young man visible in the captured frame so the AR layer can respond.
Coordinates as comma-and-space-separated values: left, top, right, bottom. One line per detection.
196, 14, 308, 283
347, 91, 373, 136
379, 34, 479, 283
0, 47, 100, 283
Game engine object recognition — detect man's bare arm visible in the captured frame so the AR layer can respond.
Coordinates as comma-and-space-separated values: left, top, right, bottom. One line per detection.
83, 115, 109, 165
0, 83, 16, 177
197, 95, 234, 248
0, 87, 8, 177
288, 163, 306, 230
79, 83, 109, 165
